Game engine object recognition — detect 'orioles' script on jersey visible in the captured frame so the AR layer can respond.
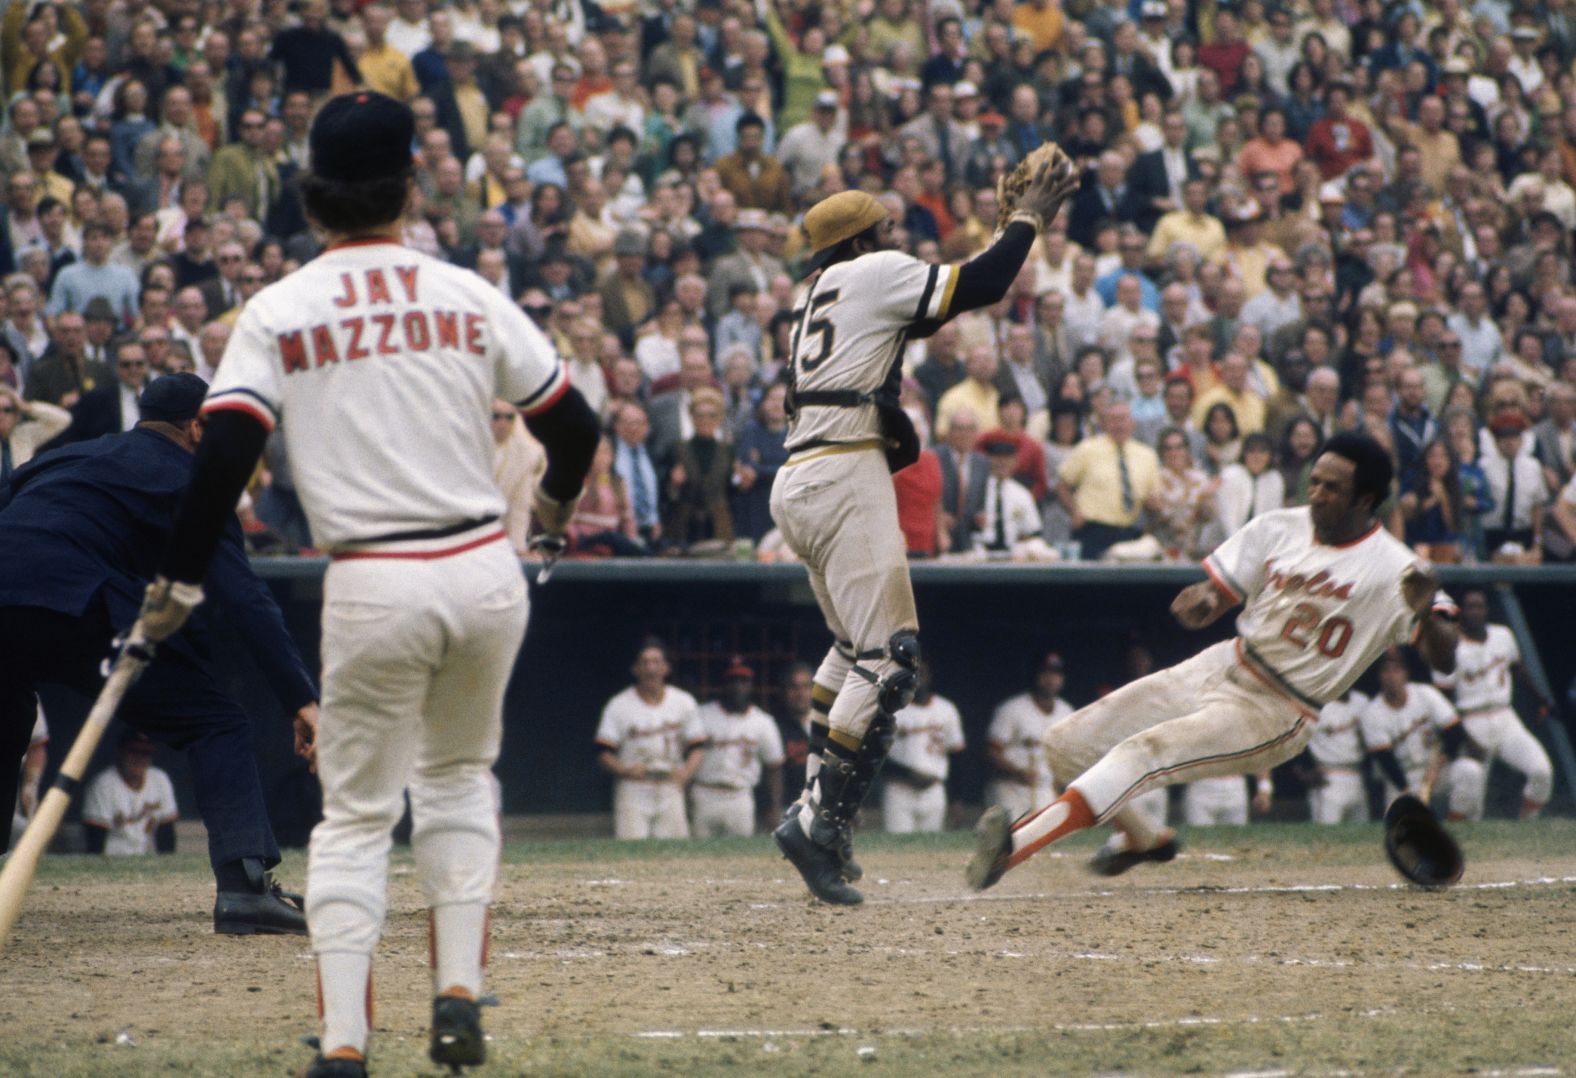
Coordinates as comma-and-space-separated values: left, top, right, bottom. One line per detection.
201, 240, 567, 547
1203, 507, 1452, 707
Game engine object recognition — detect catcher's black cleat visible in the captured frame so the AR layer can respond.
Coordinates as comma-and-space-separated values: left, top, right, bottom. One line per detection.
1087, 835, 1181, 877
215, 859, 307, 935
965, 805, 1014, 891
430, 993, 487, 1071
774, 816, 864, 905
297, 1052, 367, 1078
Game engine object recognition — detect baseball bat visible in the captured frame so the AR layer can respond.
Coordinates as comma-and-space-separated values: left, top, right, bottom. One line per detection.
0, 640, 154, 953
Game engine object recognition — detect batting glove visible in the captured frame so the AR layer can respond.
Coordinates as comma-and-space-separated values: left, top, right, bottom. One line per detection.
531, 489, 580, 541
133, 576, 206, 645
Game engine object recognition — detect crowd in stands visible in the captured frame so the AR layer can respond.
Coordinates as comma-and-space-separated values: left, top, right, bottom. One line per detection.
2, 0, 1576, 564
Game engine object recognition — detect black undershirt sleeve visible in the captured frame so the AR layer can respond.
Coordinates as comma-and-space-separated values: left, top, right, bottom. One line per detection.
155, 822, 177, 853
84, 826, 107, 854
1439, 723, 1466, 760
159, 410, 271, 586
940, 221, 1037, 318
522, 385, 599, 503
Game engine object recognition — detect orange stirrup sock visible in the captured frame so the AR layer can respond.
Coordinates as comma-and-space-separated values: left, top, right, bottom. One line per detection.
1007, 788, 1096, 869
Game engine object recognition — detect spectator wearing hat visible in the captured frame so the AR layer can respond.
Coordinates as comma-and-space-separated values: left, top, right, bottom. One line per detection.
706, 207, 784, 319
600, 227, 656, 339
23, 130, 72, 208
0, 371, 318, 933
690, 658, 785, 836
430, 38, 489, 160
715, 112, 790, 214
974, 435, 1045, 558
962, 109, 1020, 189
664, 385, 735, 551
46, 221, 141, 323
777, 90, 847, 198
1482, 410, 1548, 561
81, 731, 180, 857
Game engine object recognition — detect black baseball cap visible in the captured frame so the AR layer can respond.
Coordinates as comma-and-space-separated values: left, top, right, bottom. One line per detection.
310, 92, 414, 183
139, 372, 209, 423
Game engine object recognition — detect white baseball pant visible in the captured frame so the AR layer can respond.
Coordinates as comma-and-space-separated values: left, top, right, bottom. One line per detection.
307, 535, 526, 1055
882, 780, 946, 833
1453, 707, 1551, 818
1045, 641, 1313, 830
613, 779, 690, 839
689, 785, 755, 837
770, 448, 918, 746
1183, 775, 1249, 826
1309, 767, 1368, 824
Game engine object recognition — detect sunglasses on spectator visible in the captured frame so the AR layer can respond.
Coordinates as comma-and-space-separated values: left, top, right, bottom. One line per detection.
218, 254, 243, 263
693, 409, 722, 419
242, 274, 265, 283
119, 359, 147, 368
0, 405, 18, 414
524, 304, 552, 318
491, 411, 514, 421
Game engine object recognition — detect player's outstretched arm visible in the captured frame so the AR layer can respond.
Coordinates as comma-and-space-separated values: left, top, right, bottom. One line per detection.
522, 385, 599, 540
1403, 566, 1458, 674
1171, 579, 1235, 630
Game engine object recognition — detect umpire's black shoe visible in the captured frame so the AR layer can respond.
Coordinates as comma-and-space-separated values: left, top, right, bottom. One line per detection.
215, 859, 308, 936
297, 1051, 367, 1078
1087, 835, 1181, 877
774, 816, 864, 904
430, 992, 487, 1071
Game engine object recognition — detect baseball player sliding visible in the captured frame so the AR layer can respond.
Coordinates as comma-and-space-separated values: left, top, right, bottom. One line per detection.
126, 93, 599, 1077
969, 432, 1460, 890
772, 148, 1081, 905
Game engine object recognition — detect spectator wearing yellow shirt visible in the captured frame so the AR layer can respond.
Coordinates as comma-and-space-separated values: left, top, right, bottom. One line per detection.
936, 345, 1002, 439
1057, 399, 1161, 560
1192, 352, 1268, 435
356, 4, 419, 102
1146, 178, 1226, 264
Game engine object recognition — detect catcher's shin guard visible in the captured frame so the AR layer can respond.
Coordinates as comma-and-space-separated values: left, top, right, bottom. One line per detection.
808, 710, 896, 849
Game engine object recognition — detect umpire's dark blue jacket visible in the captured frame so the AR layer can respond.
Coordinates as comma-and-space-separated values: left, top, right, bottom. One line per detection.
0, 427, 316, 710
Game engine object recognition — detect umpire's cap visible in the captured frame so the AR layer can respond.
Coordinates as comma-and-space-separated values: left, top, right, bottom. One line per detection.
310, 91, 414, 183
802, 191, 888, 267
139, 372, 209, 424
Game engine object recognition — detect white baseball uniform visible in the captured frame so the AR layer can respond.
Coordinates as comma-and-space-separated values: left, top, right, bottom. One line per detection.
986, 692, 1073, 818
1433, 625, 1553, 818
1045, 508, 1449, 829
595, 685, 707, 840
1182, 775, 1249, 826
1307, 691, 1370, 824
201, 239, 569, 1052
689, 702, 784, 837
881, 692, 964, 833
81, 764, 179, 856
770, 249, 957, 748
1360, 683, 1459, 798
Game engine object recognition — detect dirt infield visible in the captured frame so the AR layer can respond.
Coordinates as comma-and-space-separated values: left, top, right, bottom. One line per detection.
2, 821, 1573, 1077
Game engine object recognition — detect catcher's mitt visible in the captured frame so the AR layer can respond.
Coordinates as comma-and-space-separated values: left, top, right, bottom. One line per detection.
995, 141, 1073, 238
1383, 794, 1464, 888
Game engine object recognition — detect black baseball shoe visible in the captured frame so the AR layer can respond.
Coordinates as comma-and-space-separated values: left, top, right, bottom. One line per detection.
783, 804, 862, 883
773, 816, 863, 905
215, 859, 308, 936
297, 1052, 366, 1078
1087, 835, 1181, 877
965, 805, 1014, 891
430, 993, 487, 1071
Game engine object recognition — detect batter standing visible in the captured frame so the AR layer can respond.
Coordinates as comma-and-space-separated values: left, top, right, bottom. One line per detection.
773, 156, 1080, 905
133, 93, 599, 1077
969, 433, 1459, 889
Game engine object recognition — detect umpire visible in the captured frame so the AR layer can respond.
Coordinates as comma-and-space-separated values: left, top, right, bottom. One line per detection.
0, 373, 317, 935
